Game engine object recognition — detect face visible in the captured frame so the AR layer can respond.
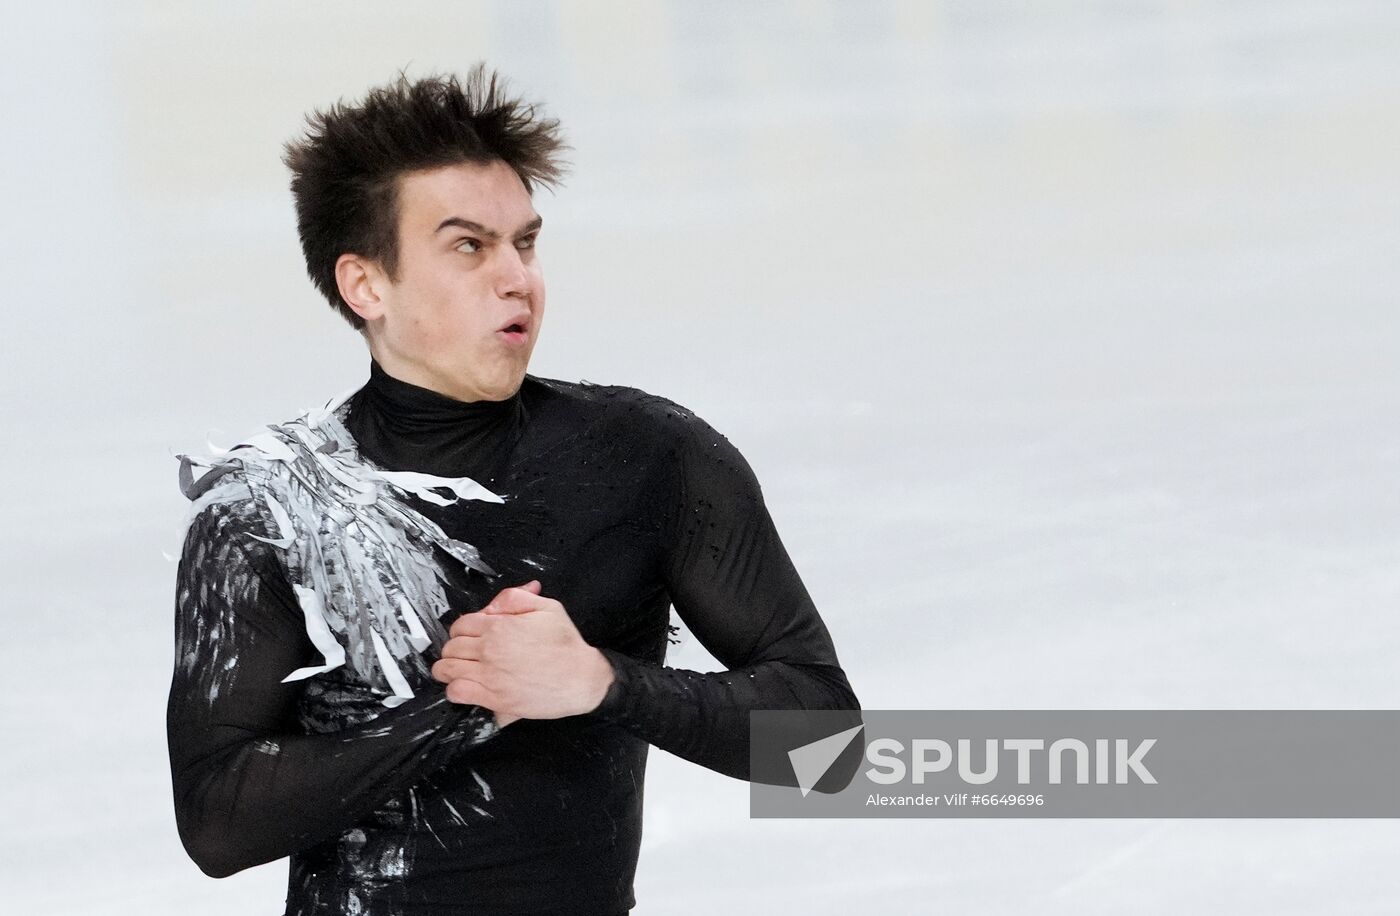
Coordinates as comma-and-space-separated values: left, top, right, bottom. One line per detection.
355, 159, 545, 402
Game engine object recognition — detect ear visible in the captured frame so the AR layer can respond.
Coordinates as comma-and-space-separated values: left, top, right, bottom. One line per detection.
335, 253, 389, 324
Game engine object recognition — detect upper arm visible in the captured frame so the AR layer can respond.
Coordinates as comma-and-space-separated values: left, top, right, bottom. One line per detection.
168, 492, 315, 747
655, 405, 843, 671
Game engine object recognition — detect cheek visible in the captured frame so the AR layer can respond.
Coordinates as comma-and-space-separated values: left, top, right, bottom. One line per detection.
389, 307, 432, 342
394, 278, 455, 338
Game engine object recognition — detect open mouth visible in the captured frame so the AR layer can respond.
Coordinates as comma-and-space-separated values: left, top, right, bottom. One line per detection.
498, 318, 530, 346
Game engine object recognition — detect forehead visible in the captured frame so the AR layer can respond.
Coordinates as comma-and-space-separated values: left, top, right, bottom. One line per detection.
394, 160, 535, 230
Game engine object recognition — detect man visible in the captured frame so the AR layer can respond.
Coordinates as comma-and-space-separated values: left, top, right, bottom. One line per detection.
167, 65, 859, 915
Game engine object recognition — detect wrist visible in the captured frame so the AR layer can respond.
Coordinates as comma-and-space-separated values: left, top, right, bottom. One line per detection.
589, 647, 632, 721
580, 646, 617, 714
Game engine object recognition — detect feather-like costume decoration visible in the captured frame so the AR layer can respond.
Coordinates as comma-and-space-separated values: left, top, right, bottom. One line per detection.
175, 386, 501, 707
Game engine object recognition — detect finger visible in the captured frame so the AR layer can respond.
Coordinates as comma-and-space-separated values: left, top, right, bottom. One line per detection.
445, 677, 501, 708
449, 612, 490, 638
432, 657, 485, 684
440, 634, 483, 660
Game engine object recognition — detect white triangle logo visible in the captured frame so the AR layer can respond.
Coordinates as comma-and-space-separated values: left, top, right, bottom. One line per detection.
787, 724, 865, 797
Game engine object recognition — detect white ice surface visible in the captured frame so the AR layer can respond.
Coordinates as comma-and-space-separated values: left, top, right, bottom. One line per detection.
2, 2, 1398, 913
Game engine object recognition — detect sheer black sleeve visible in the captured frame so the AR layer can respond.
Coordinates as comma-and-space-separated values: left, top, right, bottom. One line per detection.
165, 493, 498, 879
592, 403, 861, 781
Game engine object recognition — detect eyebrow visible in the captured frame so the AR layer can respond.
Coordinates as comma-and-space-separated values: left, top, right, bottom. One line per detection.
434, 215, 543, 239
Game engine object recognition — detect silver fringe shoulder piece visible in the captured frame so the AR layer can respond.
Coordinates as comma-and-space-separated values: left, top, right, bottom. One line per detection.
174, 385, 503, 707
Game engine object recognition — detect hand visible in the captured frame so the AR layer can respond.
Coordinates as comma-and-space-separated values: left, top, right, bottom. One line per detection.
431, 580, 616, 727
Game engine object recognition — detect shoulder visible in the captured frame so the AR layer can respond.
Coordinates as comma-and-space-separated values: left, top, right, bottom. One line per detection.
523, 375, 738, 454
174, 416, 313, 553
523, 374, 669, 414
527, 377, 766, 511
175, 460, 278, 551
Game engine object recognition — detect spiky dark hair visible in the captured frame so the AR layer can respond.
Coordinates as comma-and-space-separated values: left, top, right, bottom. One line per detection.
282, 65, 568, 330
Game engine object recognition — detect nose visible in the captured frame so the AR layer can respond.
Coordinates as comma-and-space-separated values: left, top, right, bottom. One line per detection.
494, 245, 530, 300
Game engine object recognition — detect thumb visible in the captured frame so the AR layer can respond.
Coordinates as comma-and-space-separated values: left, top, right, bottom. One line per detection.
484, 580, 544, 615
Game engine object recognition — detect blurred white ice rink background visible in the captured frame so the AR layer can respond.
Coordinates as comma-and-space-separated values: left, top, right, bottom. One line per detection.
2, 1, 1398, 912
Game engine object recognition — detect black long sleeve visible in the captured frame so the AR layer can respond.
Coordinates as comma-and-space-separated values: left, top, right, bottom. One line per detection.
165, 493, 498, 879
168, 363, 861, 913
592, 403, 860, 781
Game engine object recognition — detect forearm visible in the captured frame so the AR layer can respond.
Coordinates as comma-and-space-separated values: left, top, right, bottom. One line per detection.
592, 648, 858, 781
168, 688, 496, 878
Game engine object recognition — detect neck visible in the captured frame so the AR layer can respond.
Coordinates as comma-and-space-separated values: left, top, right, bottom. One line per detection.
344, 358, 527, 480
366, 342, 517, 404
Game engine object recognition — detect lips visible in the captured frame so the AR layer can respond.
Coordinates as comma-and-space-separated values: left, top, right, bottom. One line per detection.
497, 313, 531, 347
497, 313, 531, 335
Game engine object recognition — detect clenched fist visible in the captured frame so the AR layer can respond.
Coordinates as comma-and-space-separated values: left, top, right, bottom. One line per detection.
431, 580, 616, 728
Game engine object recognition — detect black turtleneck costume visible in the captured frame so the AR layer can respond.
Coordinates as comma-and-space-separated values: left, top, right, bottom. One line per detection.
166, 359, 859, 915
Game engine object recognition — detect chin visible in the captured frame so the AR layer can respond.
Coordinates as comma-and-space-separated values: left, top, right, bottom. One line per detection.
483, 374, 526, 401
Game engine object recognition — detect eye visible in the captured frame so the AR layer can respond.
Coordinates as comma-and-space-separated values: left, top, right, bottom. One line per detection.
456, 238, 482, 253
515, 233, 538, 250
